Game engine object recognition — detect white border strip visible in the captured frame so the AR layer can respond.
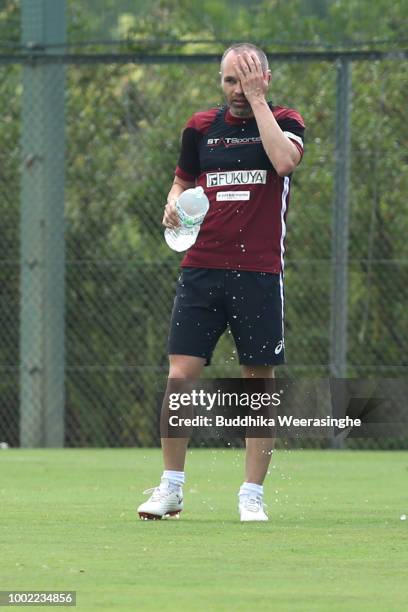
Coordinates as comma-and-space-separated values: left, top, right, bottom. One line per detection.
279, 176, 290, 343
283, 131, 304, 148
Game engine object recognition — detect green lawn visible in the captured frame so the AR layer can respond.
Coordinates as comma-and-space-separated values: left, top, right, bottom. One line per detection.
0, 449, 407, 611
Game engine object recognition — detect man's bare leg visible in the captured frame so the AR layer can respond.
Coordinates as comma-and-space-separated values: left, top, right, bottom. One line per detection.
161, 354, 206, 470
241, 365, 275, 484
137, 354, 205, 519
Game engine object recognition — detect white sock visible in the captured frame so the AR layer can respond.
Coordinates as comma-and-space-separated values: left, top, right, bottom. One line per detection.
239, 482, 264, 498
161, 470, 185, 490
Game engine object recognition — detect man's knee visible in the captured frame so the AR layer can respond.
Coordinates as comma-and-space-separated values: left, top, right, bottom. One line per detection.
241, 365, 275, 378
168, 354, 206, 379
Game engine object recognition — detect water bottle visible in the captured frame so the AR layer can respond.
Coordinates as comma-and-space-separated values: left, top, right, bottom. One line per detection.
164, 186, 210, 252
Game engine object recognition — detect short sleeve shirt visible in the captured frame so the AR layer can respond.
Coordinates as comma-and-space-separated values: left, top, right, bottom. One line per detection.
175, 103, 305, 273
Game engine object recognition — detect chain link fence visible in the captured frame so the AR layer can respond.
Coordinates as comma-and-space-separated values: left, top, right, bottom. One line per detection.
0, 62, 21, 448
0, 53, 407, 448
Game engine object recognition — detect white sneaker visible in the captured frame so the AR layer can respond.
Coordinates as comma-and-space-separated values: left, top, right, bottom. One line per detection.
137, 479, 183, 520
239, 494, 268, 522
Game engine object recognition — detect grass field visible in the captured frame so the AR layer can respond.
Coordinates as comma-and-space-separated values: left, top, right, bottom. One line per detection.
1, 449, 407, 611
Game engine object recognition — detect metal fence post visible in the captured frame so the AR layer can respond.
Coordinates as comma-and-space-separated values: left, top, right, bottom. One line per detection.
20, 0, 66, 447
330, 58, 351, 448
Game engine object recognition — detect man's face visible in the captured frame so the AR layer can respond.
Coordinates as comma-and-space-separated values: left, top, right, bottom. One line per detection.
220, 50, 253, 117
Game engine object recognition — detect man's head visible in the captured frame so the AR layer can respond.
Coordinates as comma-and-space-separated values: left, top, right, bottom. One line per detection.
220, 43, 271, 117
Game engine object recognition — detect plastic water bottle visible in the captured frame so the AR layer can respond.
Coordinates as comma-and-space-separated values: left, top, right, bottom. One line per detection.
164, 186, 210, 252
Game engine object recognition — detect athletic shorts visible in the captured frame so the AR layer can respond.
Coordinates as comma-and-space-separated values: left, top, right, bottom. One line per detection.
168, 267, 285, 366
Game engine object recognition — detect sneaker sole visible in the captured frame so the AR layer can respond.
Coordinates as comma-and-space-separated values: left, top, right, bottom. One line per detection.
138, 510, 182, 521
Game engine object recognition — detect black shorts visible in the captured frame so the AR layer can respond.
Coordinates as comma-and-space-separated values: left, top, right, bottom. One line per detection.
168, 268, 285, 366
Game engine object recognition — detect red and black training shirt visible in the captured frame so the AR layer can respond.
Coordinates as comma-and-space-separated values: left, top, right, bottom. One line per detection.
175, 103, 305, 274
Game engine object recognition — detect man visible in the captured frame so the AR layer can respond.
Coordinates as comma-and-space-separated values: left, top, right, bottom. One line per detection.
137, 43, 305, 521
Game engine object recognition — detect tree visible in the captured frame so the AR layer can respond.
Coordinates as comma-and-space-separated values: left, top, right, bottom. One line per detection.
0, 0, 406, 446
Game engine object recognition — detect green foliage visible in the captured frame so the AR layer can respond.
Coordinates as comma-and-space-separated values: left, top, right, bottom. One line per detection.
0, 0, 407, 446
0, 1, 20, 444
0, 0, 19, 42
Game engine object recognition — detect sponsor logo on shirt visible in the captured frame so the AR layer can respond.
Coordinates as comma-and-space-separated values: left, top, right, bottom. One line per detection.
216, 191, 250, 201
207, 170, 267, 188
207, 137, 262, 147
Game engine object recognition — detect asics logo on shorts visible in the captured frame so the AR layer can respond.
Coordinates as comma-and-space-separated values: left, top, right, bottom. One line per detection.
206, 170, 267, 188
274, 340, 284, 355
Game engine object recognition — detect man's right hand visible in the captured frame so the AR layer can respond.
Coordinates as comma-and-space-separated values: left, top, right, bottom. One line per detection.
162, 198, 180, 229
